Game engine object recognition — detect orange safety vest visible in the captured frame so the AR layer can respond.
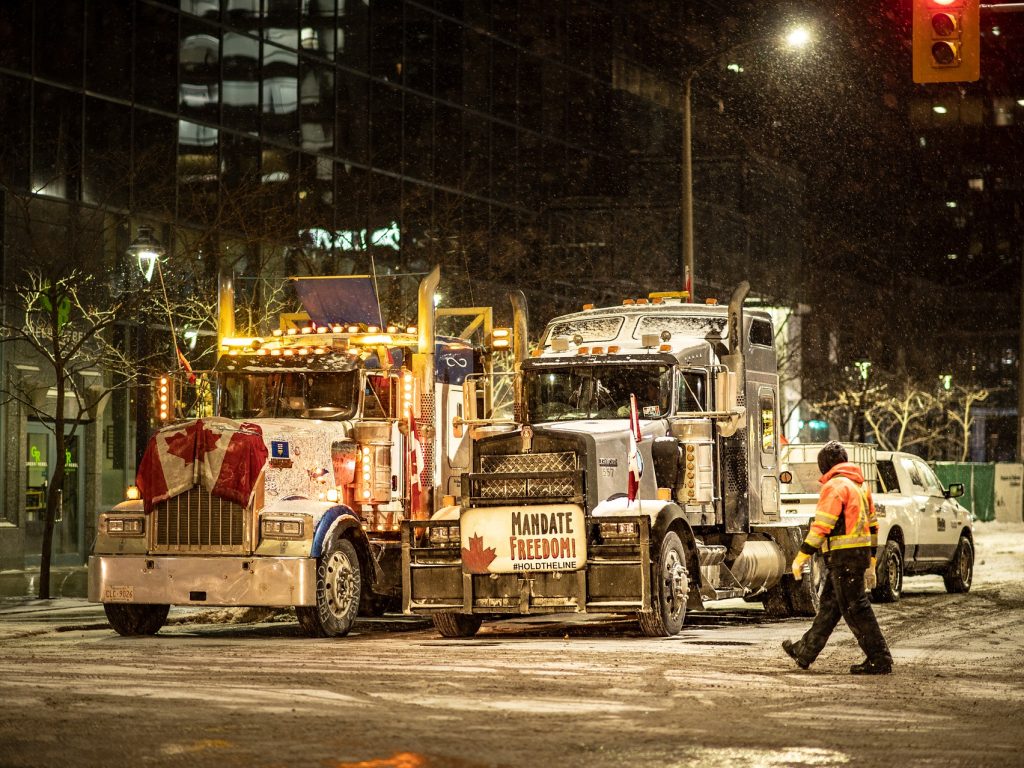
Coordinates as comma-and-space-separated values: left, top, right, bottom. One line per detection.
802, 463, 879, 554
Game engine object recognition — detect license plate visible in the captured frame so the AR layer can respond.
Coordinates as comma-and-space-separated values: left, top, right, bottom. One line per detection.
104, 585, 134, 602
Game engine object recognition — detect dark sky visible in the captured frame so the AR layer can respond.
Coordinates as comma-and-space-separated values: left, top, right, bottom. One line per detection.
691, 0, 1023, 383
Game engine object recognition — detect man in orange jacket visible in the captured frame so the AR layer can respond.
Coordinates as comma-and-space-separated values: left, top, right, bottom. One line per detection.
783, 441, 893, 674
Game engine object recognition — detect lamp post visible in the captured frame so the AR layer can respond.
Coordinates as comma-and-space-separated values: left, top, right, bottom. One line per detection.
855, 359, 872, 443
680, 25, 812, 301
126, 226, 166, 465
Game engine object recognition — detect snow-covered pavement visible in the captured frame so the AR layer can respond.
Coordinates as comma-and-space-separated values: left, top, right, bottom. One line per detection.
1, 522, 1022, 767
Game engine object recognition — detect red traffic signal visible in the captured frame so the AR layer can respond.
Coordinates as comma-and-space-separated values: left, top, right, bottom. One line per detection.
912, 0, 980, 84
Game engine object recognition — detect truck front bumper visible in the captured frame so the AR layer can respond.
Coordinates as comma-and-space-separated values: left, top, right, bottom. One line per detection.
88, 555, 317, 607
401, 517, 651, 616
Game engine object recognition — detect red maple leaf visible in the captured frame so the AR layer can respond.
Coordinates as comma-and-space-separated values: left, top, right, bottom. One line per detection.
165, 420, 221, 465
462, 533, 497, 574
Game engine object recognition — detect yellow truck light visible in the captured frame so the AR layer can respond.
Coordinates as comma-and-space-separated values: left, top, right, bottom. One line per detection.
124, 485, 141, 501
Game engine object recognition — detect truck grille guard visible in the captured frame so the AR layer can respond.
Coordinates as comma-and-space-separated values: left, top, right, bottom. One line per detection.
466, 450, 583, 506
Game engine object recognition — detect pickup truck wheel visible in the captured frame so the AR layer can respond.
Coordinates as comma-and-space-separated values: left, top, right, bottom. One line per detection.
433, 612, 483, 638
871, 540, 903, 603
943, 536, 974, 594
296, 536, 362, 638
103, 603, 169, 636
638, 531, 688, 637
786, 554, 824, 617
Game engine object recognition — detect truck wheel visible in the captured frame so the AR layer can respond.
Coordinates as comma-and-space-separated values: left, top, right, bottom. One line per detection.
433, 612, 483, 638
785, 554, 824, 617
943, 536, 973, 594
639, 531, 688, 637
296, 536, 362, 638
103, 603, 169, 636
871, 540, 903, 603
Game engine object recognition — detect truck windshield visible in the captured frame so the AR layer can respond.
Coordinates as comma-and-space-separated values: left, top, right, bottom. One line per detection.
218, 371, 358, 420
524, 364, 671, 422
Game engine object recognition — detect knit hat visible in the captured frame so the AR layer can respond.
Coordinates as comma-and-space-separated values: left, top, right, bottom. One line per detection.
817, 441, 848, 475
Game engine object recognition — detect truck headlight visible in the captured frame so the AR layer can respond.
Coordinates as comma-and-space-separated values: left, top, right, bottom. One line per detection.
104, 515, 145, 536
598, 521, 639, 540
261, 516, 307, 540
428, 524, 459, 546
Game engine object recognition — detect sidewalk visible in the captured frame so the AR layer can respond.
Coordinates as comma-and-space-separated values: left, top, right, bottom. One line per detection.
0, 565, 88, 600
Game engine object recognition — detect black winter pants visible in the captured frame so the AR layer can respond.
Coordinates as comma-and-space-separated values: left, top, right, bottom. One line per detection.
793, 559, 891, 666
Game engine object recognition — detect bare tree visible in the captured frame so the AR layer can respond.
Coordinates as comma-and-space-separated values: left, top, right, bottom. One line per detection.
0, 193, 160, 598
940, 384, 990, 463
865, 378, 941, 453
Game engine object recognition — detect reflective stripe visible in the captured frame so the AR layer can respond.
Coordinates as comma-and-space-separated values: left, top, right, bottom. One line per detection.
802, 473, 875, 554
825, 534, 874, 551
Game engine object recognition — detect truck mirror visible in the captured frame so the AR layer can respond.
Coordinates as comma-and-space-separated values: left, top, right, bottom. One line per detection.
946, 482, 965, 499
463, 379, 478, 421
715, 369, 737, 413
453, 403, 464, 438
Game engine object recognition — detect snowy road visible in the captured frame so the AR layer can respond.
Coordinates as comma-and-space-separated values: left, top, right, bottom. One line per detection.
1, 523, 1022, 768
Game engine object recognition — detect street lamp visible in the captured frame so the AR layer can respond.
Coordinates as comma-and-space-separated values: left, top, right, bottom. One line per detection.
127, 225, 166, 284
681, 25, 812, 301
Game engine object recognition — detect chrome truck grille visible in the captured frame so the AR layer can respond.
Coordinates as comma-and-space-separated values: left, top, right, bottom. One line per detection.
151, 486, 247, 554
466, 451, 583, 506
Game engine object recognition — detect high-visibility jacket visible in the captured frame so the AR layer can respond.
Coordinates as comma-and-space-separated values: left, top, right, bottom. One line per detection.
799, 462, 878, 557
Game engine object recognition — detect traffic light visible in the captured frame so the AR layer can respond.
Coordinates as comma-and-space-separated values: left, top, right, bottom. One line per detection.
913, 0, 980, 84
155, 375, 175, 423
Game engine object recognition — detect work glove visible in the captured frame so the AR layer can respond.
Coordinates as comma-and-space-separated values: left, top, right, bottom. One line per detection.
791, 551, 812, 581
864, 557, 878, 591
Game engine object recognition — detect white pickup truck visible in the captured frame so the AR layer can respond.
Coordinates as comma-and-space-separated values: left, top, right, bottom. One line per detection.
781, 443, 974, 602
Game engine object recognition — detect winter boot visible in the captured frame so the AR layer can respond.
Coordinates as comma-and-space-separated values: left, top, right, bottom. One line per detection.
782, 640, 810, 670
850, 658, 893, 675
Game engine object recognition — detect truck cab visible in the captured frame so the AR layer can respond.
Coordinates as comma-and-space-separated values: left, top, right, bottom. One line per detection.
404, 284, 814, 638
89, 268, 503, 638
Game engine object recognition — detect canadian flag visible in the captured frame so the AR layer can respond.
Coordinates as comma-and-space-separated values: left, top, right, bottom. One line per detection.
408, 414, 425, 513
627, 393, 644, 504
136, 417, 269, 512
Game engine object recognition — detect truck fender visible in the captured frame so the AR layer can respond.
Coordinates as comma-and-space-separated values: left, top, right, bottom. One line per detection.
650, 504, 702, 592
314, 507, 382, 587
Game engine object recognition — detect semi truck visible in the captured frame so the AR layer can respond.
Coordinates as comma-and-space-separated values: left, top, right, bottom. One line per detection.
89, 267, 509, 637
403, 282, 816, 637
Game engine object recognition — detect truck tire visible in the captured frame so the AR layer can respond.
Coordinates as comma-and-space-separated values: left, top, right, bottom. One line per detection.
871, 540, 903, 603
433, 612, 483, 638
943, 536, 974, 594
103, 603, 169, 636
638, 531, 688, 637
786, 554, 824, 617
296, 536, 362, 638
